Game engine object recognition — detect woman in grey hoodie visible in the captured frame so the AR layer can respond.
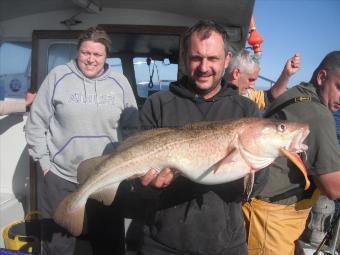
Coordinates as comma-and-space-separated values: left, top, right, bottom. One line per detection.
25, 27, 139, 255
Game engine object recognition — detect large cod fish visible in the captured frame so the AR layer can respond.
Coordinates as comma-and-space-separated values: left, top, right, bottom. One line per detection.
54, 118, 310, 236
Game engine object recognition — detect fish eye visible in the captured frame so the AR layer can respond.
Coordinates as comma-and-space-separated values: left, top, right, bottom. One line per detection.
277, 123, 286, 132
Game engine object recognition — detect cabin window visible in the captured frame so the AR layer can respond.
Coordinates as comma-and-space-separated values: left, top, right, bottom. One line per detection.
133, 57, 178, 98
0, 42, 32, 99
47, 43, 77, 72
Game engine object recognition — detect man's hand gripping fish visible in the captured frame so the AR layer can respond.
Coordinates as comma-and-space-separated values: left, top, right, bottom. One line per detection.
53, 118, 310, 236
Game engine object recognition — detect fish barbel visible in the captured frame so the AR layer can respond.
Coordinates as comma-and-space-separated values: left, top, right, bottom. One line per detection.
53, 117, 310, 236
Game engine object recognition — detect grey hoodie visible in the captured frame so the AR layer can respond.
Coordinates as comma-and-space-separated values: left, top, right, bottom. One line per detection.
25, 59, 139, 183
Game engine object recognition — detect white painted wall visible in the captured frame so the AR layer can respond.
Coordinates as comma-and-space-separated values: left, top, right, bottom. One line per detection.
0, 8, 197, 41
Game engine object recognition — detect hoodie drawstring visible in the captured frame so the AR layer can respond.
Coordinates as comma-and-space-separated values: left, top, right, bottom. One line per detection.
95, 80, 98, 108
82, 78, 87, 103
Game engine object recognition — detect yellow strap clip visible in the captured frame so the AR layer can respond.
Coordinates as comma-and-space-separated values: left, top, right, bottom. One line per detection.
294, 96, 311, 102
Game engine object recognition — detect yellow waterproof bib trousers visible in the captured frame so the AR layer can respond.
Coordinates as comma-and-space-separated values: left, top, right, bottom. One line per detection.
242, 198, 313, 255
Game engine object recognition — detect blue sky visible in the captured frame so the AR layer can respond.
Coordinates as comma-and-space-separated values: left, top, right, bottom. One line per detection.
251, 0, 340, 90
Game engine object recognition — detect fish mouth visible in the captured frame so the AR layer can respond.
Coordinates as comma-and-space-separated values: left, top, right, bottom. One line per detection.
280, 148, 310, 190
288, 127, 310, 153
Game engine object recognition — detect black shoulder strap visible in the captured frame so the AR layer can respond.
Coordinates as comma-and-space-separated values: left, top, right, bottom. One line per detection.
264, 96, 321, 118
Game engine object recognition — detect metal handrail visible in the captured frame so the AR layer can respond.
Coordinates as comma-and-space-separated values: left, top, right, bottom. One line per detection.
258, 75, 275, 87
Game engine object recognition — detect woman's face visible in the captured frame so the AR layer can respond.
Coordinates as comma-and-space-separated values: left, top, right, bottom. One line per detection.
77, 40, 107, 78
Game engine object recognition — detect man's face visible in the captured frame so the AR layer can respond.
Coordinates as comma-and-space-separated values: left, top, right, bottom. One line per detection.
77, 40, 107, 78
318, 69, 340, 112
185, 31, 231, 98
238, 67, 260, 96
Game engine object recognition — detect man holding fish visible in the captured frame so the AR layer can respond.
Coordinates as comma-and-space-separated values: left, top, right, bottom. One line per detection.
134, 20, 266, 255
53, 20, 265, 254
52, 20, 311, 255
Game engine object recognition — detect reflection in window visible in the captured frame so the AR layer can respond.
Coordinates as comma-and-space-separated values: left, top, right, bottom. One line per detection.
133, 57, 178, 98
0, 42, 32, 99
106, 58, 123, 73
48, 43, 77, 72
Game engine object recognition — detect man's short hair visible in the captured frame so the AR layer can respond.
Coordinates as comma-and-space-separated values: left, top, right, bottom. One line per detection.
310, 51, 340, 84
77, 26, 112, 55
182, 20, 230, 56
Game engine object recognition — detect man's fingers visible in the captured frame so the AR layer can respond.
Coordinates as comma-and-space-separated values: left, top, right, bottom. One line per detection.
141, 168, 158, 186
292, 53, 300, 68
153, 168, 174, 188
293, 53, 300, 58
291, 53, 301, 68
141, 168, 179, 188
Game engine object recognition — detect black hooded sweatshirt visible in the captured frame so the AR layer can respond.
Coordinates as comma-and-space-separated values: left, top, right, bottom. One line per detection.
137, 77, 262, 255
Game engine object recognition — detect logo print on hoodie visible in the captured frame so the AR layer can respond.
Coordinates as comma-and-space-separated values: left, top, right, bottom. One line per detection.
70, 93, 115, 105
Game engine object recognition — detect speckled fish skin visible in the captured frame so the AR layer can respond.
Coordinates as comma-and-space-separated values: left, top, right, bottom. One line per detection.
53, 117, 309, 236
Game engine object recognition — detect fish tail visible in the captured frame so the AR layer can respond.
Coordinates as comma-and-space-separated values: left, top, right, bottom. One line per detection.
53, 192, 86, 237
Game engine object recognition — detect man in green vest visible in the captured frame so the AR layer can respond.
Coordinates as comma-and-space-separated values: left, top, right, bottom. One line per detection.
242, 51, 340, 255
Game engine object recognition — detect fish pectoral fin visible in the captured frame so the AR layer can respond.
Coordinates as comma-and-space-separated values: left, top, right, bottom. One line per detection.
280, 148, 310, 190
212, 148, 237, 174
89, 183, 120, 206
212, 135, 244, 175
212, 148, 250, 175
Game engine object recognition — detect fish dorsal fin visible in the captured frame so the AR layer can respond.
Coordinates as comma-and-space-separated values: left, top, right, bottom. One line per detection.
181, 120, 226, 131
77, 154, 111, 184
89, 183, 120, 206
116, 128, 173, 152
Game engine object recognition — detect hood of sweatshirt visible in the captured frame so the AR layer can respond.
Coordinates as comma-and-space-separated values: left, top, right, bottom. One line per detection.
66, 59, 113, 102
169, 76, 240, 103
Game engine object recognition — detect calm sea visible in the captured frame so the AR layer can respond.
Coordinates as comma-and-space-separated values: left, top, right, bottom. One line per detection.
334, 110, 340, 144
